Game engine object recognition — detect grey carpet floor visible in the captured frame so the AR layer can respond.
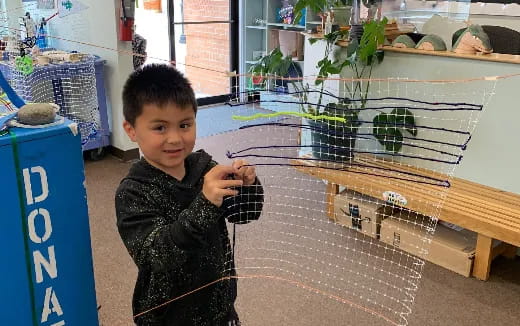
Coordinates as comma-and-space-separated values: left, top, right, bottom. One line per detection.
85, 126, 520, 326
196, 104, 285, 138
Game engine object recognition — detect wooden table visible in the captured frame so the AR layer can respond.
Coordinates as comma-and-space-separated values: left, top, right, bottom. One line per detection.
292, 155, 520, 280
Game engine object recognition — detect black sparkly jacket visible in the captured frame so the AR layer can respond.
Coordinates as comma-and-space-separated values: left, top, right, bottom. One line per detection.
115, 150, 264, 326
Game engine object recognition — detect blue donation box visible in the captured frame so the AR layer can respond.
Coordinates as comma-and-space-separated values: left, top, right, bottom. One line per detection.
0, 120, 99, 325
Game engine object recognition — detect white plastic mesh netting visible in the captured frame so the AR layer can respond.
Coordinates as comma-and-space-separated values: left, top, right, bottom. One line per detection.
212, 74, 497, 325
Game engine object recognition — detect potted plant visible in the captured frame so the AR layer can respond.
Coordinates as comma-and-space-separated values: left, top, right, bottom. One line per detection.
331, 0, 353, 27
248, 48, 303, 112
248, 48, 301, 91
252, 6, 417, 158
307, 100, 361, 161
293, 7, 417, 160
301, 20, 388, 162
294, 0, 353, 30
332, 17, 417, 153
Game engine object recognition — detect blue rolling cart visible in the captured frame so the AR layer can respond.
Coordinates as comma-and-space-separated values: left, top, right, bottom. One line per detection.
0, 119, 99, 325
0, 54, 110, 160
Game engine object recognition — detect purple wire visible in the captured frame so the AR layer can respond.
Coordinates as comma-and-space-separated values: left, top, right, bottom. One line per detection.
229, 90, 483, 110
233, 162, 450, 188
238, 122, 470, 149
232, 89, 483, 107
231, 139, 460, 158
227, 151, 450, 185
226, 99, 482, 112
354, 119, 470, 135
228, 143, 461, 165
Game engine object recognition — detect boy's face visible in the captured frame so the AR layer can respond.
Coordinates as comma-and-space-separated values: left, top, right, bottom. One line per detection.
123, 102, 196, 179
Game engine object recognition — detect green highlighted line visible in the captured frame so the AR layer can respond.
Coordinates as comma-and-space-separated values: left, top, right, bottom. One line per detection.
232, 111, 346, 123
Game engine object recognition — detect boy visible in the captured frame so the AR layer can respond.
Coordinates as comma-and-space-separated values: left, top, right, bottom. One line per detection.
115, 64, 264, 325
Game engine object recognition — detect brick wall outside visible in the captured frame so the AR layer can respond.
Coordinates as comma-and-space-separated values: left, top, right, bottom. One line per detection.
184, 0, 230, 96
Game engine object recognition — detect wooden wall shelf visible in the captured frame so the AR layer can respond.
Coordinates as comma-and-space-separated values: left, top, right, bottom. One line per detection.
382, 46, 520, 65
302, 33, 520, 65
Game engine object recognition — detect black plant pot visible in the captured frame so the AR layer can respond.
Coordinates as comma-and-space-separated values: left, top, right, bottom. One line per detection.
308, 119, 357, 163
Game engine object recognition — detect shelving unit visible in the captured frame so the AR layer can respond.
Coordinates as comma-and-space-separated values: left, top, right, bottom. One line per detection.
246, 25, 267, 30
240, 0, 320, 93
267, 22, 306, 29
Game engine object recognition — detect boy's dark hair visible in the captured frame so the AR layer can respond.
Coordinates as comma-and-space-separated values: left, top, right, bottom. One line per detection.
122, 63, 197, 125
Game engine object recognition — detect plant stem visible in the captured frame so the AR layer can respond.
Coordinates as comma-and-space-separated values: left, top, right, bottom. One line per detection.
316, 81, 326, 113
362, 63, 373, 109
352, 63, 363, 103
343, 78, 353, 101
317, 41, 334, 111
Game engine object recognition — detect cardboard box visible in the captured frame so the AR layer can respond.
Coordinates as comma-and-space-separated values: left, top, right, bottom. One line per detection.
333, 190, 389, 238
380, 210, 477, 277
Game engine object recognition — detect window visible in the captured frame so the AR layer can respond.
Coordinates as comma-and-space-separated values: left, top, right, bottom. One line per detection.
382, 0, 471, 27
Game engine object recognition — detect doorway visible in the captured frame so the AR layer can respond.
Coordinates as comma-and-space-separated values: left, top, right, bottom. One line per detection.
135, 0, 238, 106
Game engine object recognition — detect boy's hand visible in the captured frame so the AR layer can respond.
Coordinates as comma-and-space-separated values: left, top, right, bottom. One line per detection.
203, 165, 243, 207
232, 160, 256, 186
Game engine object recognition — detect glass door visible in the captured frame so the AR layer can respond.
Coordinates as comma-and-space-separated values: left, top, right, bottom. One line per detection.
169, 0, 238, 106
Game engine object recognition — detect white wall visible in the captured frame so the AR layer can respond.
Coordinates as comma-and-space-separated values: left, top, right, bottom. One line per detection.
303, 14, 520, 194
9, 0, 135, 151
369, 52, 520, 195
4, 0, 24, 32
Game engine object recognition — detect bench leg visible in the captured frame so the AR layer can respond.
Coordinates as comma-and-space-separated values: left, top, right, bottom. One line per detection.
326, 182, 339, 221
473, 234, 493, 281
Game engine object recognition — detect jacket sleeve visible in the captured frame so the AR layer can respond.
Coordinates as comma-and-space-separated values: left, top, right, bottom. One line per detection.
223, 177, 264, 224
115, 179, 222, 273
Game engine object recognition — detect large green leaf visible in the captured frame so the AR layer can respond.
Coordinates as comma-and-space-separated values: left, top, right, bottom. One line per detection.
390, 108, 417, 136
373, 125, 403, 153
276, 56, 293, 77
318, 59, 331, 75
373, 113, 404, 152
382, 129, 403, 153
317, 57, 328, 67
346, 38, 359, 58
327, 64, 342, 75
359, 17, 388, 65
373, 113, 390, 141
373, 113, 395, 127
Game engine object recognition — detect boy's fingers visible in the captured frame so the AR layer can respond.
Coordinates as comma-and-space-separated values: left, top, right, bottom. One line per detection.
219, 189, 239, 197
234, 168, 246, 179
232, 160, 243, 170
233, 160, 251, 171
216, 179, 243, 188
209, 165, 238, 179
242, 166, 254, 177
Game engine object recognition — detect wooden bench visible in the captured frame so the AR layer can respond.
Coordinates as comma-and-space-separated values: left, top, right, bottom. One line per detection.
292, 156, 520, 280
